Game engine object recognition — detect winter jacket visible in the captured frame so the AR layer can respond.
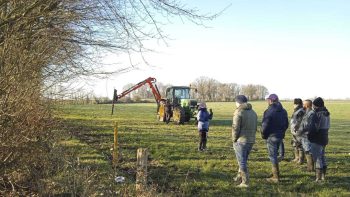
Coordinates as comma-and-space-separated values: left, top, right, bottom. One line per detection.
197, 108, 213, 132
296, 108, 315, 138
308, 107, 330, 146
290, 107, 305, 136
261, 102, 289, 139
232, 103, 258, 143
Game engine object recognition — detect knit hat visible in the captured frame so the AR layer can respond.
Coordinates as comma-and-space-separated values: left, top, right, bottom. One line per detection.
198, 102, 207, 109
266, 94, 279, 102
313, 97, 324, 107
293, 98, 302, 105
235, 95, 248, 104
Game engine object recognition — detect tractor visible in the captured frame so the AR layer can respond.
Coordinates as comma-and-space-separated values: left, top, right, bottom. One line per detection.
111, 77, 198, 124
157, 86, 198, 124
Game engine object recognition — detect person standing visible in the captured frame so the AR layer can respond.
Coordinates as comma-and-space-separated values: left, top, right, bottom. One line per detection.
197, 102, 213, 151
232, 95, 258, 188
309, 97, 330, 182
296, 99, 315, 172
290, 98, 306, 164
261, 94, 289, 183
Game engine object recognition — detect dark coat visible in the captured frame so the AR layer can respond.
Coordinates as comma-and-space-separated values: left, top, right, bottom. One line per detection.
308, 107, 330, 146
261, 102, 289, 139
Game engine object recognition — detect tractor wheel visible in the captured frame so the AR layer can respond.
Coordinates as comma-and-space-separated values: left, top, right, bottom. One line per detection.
173, 106, 185, 124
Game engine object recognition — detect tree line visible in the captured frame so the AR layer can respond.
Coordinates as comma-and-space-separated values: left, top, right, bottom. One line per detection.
122, 76, 269, 102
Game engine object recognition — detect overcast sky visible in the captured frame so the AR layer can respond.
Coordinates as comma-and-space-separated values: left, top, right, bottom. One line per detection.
91, 0, 350, 100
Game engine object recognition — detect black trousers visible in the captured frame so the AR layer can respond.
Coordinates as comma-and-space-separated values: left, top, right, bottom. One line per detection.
199, 131, 208, 150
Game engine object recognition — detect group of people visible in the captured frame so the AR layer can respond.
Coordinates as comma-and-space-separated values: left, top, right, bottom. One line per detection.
195, 94, 330, 188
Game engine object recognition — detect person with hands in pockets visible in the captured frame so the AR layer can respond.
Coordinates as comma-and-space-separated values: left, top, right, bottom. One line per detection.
232, 95, 258, 188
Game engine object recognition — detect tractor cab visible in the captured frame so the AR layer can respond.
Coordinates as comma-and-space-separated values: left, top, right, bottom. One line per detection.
166, 86, 190, 104
165, 86, 198, 122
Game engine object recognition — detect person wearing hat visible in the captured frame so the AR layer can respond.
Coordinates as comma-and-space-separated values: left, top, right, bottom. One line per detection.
296, 99, 315, 172
261, 93, 289, 183
196, 102, 213, 151
232, 95, 258, 188
309, 97, 330, 182
290, 98, 306, 164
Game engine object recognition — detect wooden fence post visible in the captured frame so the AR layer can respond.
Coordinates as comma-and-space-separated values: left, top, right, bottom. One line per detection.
136, 148, 149, 195
112, 122, 118, 168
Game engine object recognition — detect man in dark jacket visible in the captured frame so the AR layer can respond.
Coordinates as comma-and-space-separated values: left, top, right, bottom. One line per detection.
309, 97, 330, 182
261, 94, 288, 183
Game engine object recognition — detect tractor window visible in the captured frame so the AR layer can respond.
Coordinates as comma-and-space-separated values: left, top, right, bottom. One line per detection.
174, 88, 190, 99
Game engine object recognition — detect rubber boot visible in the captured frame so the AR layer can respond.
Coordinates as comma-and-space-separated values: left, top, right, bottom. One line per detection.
292, 148, 299, 162
234, 169, 242, 183
298, 150, 305, 165
305, 153, 314, 172
237, 171, 249, 188
198, 140, 203, 151
322, 166, 327, 181
315, 168, 322, 182
266, 164, 279, 183
202, 139, 207, 151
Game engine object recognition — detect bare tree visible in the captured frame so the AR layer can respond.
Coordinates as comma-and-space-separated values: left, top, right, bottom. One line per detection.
255, 85, 269, 100
0, 0, 218, 194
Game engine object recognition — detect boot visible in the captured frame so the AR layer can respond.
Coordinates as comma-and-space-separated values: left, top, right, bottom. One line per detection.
266, 164, 279, 183
292, 148, 299, 162
298, 150, 305, 165
233, 169, 242, 183
237, 171, 249, 188
202, 139, 207, 151
305, 153, 314, 172
315, 168, 322, 182
322, 166, 327, 181
198, 141, 203, 151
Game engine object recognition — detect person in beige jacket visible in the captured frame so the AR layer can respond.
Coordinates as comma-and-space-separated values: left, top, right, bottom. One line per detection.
232, 95, 258, 188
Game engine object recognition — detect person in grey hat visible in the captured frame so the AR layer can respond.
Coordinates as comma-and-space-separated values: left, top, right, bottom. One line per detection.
261, 93, 289, 183
232, 95, 258, 188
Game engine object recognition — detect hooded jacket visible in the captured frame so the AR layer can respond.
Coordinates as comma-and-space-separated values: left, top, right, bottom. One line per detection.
296, 108, 315, 138
232, 103, 258, 143
308, 107, 330, 146
197, 108, 213, 132
261, 102, 289, 139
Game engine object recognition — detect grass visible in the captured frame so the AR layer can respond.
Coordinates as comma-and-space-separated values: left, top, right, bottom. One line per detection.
55, 101, 350, 196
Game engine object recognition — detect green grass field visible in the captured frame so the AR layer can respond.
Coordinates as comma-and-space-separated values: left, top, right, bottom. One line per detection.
56, 101, 350, 196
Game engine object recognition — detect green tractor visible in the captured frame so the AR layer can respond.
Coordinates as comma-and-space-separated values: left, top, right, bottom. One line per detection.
111, 77, 198, 124
158, 86, 198, 124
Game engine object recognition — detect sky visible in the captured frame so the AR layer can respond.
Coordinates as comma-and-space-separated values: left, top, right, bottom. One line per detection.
91, 0, 350, 100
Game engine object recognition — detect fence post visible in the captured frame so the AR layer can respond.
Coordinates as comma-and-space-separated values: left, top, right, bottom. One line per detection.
136, 148, 148, 195
112, 122, 118, 168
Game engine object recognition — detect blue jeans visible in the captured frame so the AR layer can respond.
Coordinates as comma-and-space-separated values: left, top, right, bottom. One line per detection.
278, 140, 285, 157
266, 136, 282, 165
310, 143, 326, 169
233, 142, 254, 173
301, 137, 311, 152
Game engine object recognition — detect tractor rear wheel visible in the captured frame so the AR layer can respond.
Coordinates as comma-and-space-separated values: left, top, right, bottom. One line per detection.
173, 106, 185, 124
